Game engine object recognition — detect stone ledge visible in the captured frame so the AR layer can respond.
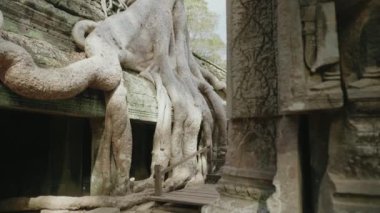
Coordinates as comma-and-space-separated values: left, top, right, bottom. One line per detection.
0, 83, 105, 118
331, 174, 380, 196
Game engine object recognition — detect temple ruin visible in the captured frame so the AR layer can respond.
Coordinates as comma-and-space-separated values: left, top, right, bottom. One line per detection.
0, 0, 379, 212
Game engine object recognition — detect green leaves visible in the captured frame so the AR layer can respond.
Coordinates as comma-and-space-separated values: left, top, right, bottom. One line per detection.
184, 0, 226, 69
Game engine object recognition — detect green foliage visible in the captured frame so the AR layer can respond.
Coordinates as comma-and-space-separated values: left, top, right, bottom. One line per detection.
184, 0, 226, 69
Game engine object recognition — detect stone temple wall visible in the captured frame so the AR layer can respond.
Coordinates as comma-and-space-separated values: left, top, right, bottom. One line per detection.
204, 0, 380, 212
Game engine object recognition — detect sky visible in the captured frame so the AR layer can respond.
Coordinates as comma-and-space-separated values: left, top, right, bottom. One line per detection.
205, 0, 226, 59
205, 0, 226, 44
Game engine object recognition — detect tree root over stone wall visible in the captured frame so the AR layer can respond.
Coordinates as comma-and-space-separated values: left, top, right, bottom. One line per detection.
0, 0, 226, 198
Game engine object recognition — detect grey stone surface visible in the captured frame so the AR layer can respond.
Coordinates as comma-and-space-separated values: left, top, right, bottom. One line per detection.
317, 115, 380, 213
124, 72, 157, 122
88, 208, 120, 213
268, 117, 302, 213
202, 195, 260, 213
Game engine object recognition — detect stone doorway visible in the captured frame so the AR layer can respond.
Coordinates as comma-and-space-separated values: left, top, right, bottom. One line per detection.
0, 109, 92, 198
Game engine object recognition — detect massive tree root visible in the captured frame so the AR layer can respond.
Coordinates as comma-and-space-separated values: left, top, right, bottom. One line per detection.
113, 0, 227, 191
76, 0, 227, 191
0, 0, 226, 195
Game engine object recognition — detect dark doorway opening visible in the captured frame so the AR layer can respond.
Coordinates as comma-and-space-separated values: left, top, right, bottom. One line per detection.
130, 119, 155, 180
298, 115, 313, 212
0, 109, 91, 199
299, 113, 331, 213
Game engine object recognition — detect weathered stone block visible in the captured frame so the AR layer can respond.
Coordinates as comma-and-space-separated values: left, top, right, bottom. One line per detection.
317, 114, 380, 213
223, 118, 277, 180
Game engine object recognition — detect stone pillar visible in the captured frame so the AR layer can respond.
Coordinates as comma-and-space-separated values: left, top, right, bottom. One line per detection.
268, 117, 302, 213
203, 0, 280, 212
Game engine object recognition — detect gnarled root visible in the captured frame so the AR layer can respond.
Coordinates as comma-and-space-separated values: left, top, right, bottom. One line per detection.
91, 81, 132, 195
72, 20, 98, 51
130, 0, 227, 191
0, 39, 121, 100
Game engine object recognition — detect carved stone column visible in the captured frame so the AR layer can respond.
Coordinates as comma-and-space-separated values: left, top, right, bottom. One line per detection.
203, 0, 279, 211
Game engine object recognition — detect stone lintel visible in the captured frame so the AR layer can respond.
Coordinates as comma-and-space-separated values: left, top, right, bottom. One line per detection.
347, 87, 380, 113
0, 74, 159, 122
0, 83, 105, 118
281, 92, 343, 113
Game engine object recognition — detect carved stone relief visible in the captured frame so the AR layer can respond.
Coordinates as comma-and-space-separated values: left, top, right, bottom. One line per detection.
227, 0, 278, 118
307, 1, 380, 212
337, 0, 380, 104
302, 1, 341, 89
317, 114, 380, 212
277, 0, 343, 113
328, 116, 380, 180
123, 72, 157, 122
